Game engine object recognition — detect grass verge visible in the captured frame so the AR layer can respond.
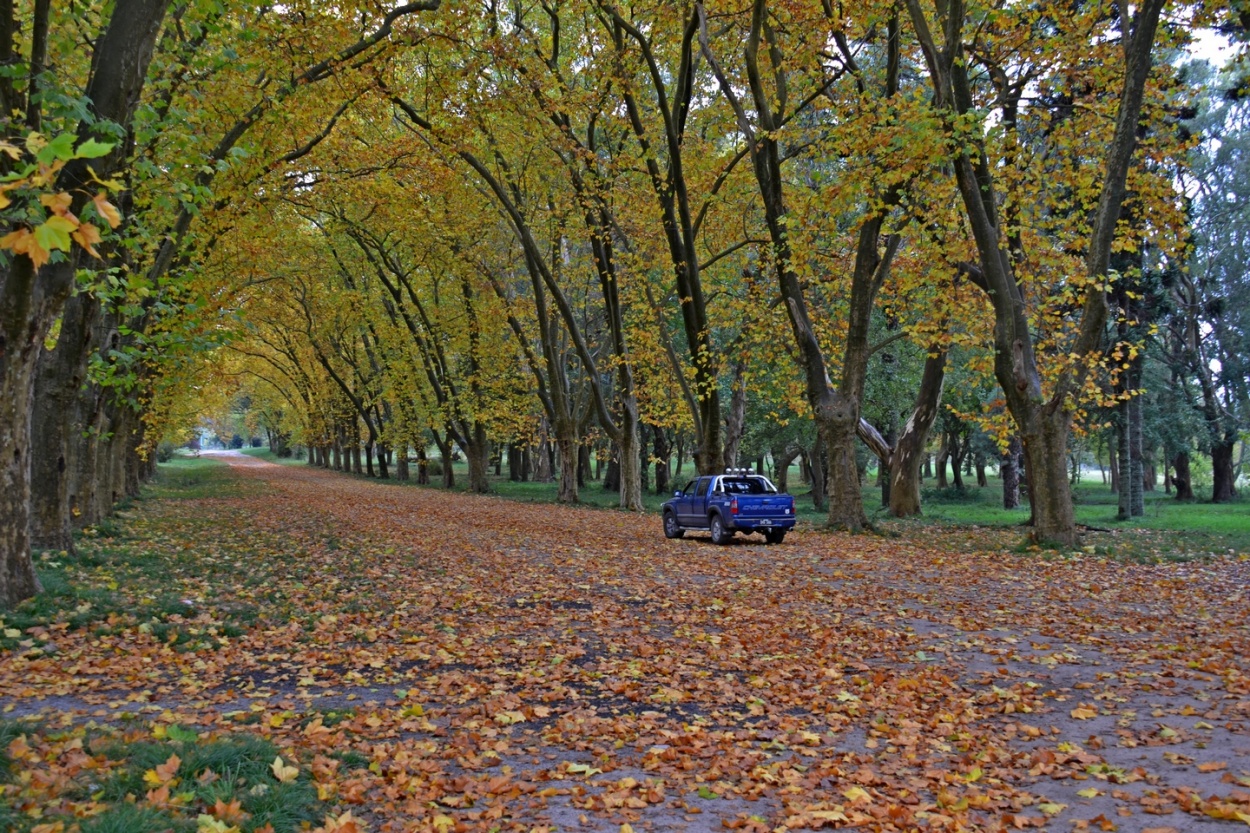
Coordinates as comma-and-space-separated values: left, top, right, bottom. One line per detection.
0, 718, 326, 833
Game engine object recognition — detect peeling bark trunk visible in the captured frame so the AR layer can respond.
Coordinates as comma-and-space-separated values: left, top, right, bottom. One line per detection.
619, 415, 643, 510
29, 299, 89, 552
889, 348, 946, 517
556, 433, 579, 503
722, 360, 747, 471
1022, 415, 1077, 545
819, 400, 865, 529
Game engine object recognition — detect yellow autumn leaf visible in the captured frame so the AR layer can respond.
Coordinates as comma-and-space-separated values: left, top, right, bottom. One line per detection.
271, 755, 298, 783
811, 809, 849, 822
1070, 706, 1098, 719
93, 192, 122, 228
842, 785, 871, 803
1078, 788, 1103, 798
196, 815, 237, 833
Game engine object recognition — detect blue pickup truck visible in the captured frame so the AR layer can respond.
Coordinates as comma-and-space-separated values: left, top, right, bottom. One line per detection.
662, 470, 796, 544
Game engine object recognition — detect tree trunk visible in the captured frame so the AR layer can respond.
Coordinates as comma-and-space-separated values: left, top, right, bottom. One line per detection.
1172, 451, 1194, 501
466, 426, 490, 494
555, 432, 579, 503
889, 349, 946, 516
1001, 436, 1022, 510
377, 443, 390, 479
639, 424, 651, 493
774, 446, 800, 495
432, 430, 455, 489
1117, 397, 1142, 519
722, 359, 747, 471
1128, 368, 1144, 516
578, 443, 591, 487
949, 434, 965, 491
29, 303, 88, 552
653, 427, 671, 495
396, 447, 409, 482
1212, 439, 1237, 503
1108, 430, 1120, 493
1022, 414, 1077, 546
602, 451, 620, 492
936, 435, 950, 489
508, 443, 522, 482
975, 453, 988, 488
417, 446, 430, 485
806, 436, 827, 511
616, 403, 644, 511
535, 421, 554, 482
0, 329, 46, 605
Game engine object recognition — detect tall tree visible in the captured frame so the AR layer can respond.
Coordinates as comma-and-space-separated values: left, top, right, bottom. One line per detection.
1, 0, 172, 609
906, 0, 1172, 545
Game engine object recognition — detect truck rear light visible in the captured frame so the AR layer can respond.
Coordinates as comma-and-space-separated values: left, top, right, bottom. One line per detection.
730, 498, 739, 515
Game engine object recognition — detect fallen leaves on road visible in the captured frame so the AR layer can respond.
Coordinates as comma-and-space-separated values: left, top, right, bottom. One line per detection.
2, 455, 1248, 832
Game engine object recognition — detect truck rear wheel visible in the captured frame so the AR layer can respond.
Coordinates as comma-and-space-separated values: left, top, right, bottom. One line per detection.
663, 511, 684, 539
765, 529, 786, 545
710, 514, 732, 545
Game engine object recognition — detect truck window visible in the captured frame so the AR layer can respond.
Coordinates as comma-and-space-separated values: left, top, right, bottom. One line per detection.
694, 477, 712, 496
681, 480, 697, 495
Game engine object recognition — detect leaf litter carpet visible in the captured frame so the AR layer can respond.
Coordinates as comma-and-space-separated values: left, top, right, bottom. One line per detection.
4, 452, 1249, 832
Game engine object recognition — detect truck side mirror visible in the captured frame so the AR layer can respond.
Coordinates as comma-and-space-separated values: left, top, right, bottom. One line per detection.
673, 490, 683, 497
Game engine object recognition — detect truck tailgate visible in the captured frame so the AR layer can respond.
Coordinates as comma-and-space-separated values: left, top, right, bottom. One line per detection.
736, 496, 792, 517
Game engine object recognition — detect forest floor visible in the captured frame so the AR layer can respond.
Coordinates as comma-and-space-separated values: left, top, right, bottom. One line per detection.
2, 451, 1249, 833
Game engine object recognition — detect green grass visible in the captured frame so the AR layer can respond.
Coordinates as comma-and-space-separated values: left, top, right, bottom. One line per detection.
239, 446, 305, 466
146, 453, 267, 499
2, 455, 271, 652
0, 725, 326, 833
